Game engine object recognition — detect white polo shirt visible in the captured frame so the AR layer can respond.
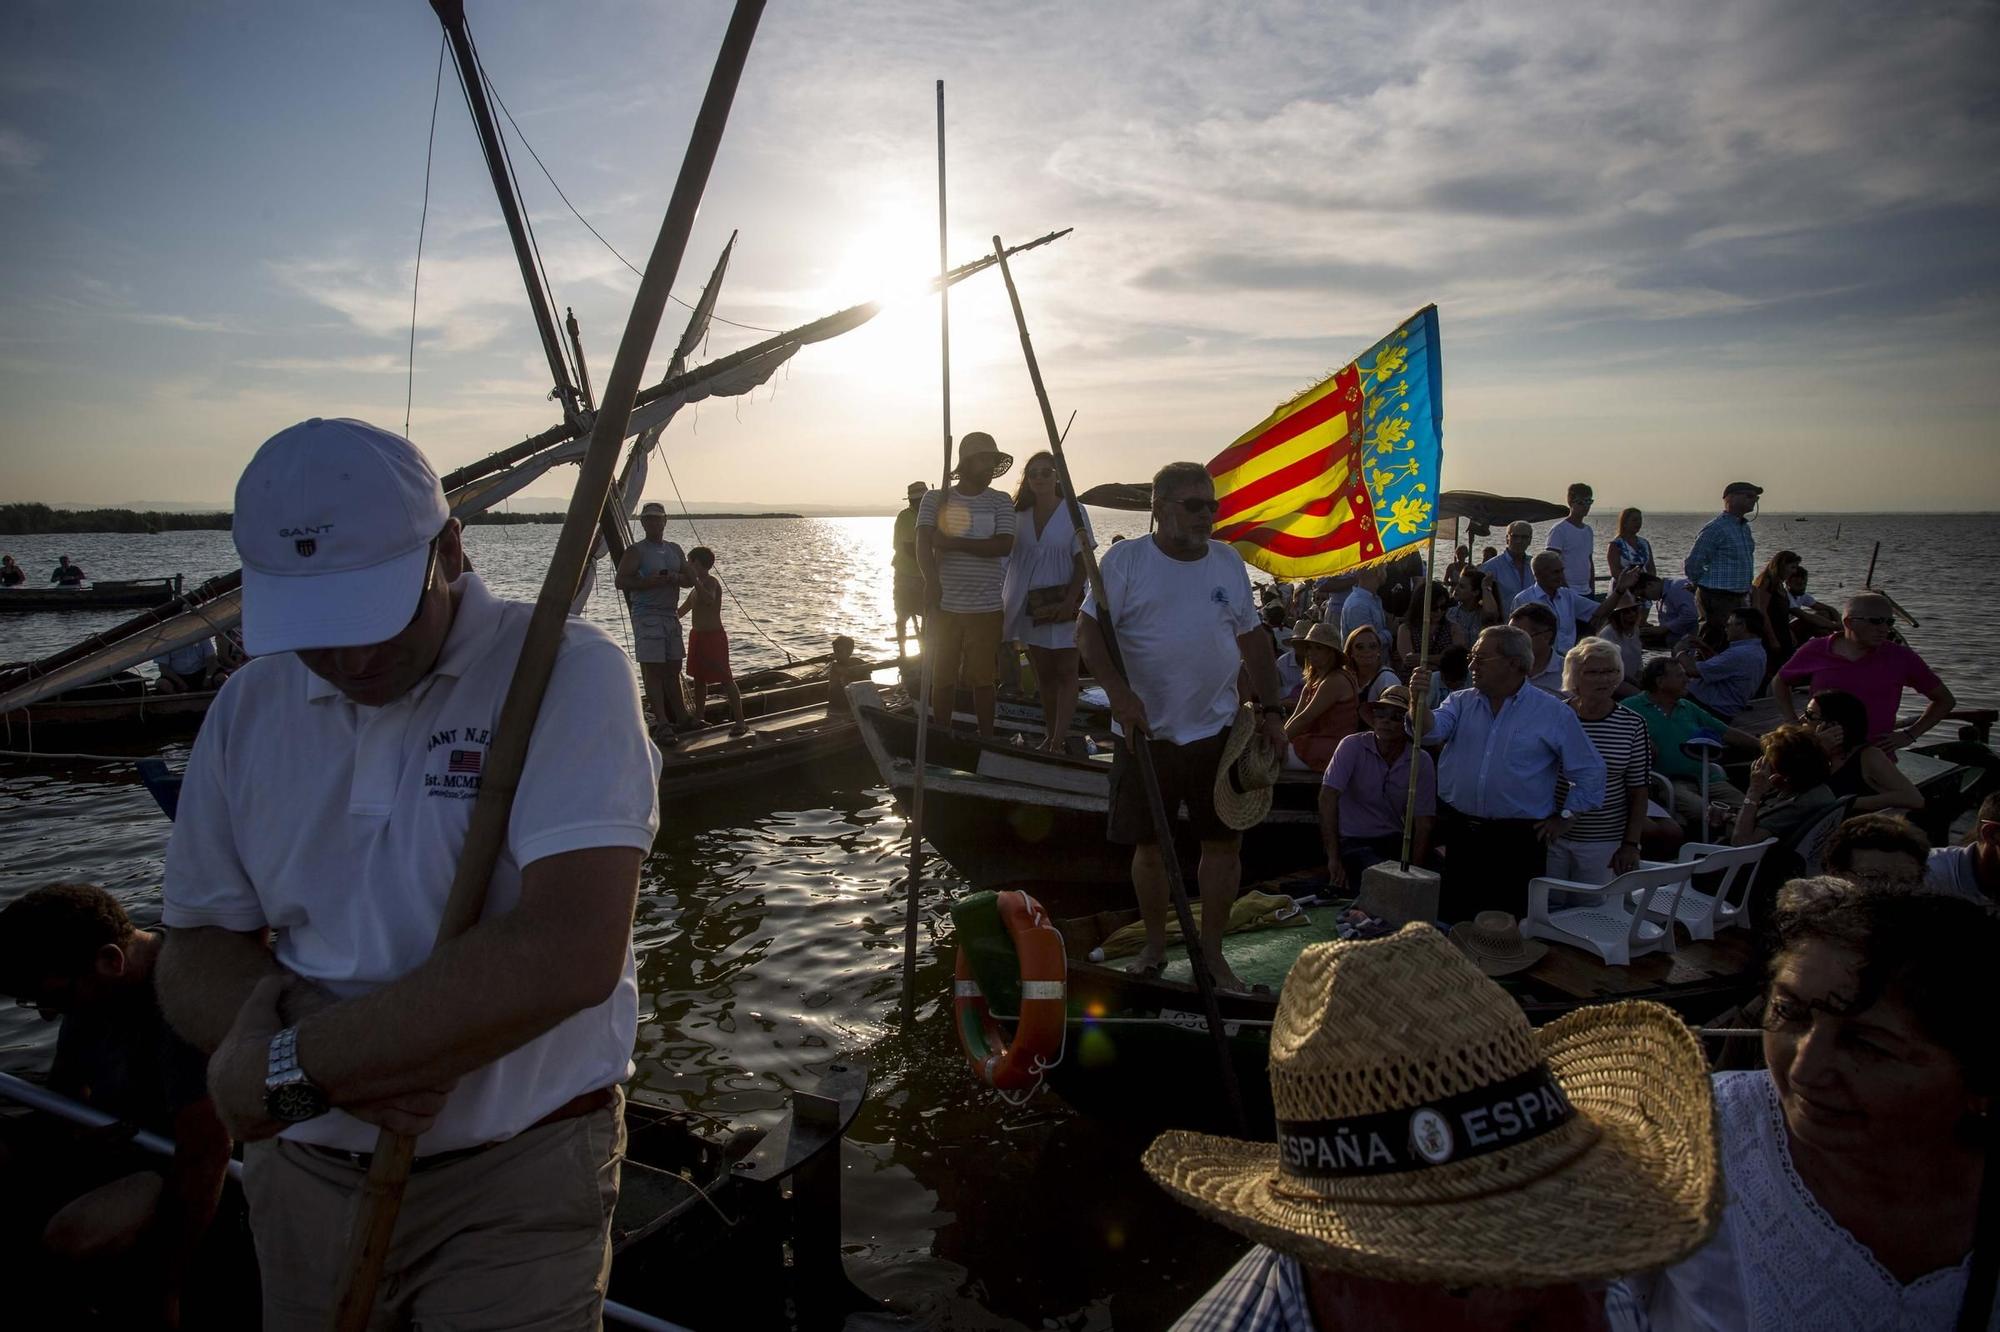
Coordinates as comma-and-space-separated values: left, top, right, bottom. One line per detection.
162, 573, 662, 1153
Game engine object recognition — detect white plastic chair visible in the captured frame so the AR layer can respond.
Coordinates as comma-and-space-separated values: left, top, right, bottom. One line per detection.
1522, 862, 1694, 967
1647, 838, 1776, 942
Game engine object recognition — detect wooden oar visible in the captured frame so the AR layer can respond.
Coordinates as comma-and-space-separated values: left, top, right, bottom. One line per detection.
990, 233, 1248, 1134
329, 4, 767, 1327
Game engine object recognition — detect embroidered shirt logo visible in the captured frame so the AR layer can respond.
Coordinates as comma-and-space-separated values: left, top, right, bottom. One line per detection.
448, 749, 482, 775
1211, 585, 1230, 606
423, 725, 492, 799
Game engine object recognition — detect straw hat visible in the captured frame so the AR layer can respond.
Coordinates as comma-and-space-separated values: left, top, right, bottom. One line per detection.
1448, 910, 1548, 977
951, 431, 1013, 479
1143, 926, 1720, 1286
1213, 705, 1281, 831
1293, 622, 1344, 654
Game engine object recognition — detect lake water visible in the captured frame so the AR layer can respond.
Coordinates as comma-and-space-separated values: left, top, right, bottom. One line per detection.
2, 507, 1995, 1329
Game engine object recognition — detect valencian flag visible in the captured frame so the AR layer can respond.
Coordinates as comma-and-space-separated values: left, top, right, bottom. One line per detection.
1208, 305, 1442, 579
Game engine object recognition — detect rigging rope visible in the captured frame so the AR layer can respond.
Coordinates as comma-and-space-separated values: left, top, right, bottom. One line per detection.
658, 457, 799, 664
465, 27, 580, 396
481, 80, 783, 335
406, 36, 446, 440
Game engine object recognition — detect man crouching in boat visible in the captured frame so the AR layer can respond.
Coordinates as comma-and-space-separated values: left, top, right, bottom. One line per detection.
154, 418, 662, 1330
1078, 461, 1288, 993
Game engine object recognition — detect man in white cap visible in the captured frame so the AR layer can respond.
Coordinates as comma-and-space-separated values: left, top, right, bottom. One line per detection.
916, 432, 1017, 736
1145, 926, 1721, 1330
154, 418, 661, 1329
615, 499, 696, 738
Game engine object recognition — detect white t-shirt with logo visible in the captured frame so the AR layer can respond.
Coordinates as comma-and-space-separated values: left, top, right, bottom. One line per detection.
162, 573, 662, 1154
1080, 537, 1256, 744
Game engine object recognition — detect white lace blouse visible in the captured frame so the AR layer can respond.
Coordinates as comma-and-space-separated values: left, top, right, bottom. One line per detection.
1620, 1070, 1987, 1331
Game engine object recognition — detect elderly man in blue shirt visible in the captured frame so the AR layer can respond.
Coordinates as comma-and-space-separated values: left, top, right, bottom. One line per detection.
1478, 521, 1535, 610
1683, 480, 1761, 637
1511, 551, 1629, 654
1684, 606, 1769, 720
1410, 626, 1606, 922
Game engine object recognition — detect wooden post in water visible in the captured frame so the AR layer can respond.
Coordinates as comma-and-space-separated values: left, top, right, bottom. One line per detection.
330, 4, 767, 1327
902, 80, 952, 1029
1399, 526, 1440, 869
990, 233, 1248, 1135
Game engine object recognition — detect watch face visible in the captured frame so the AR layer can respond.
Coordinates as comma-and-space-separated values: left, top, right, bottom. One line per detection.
267, 1080, 330, 1123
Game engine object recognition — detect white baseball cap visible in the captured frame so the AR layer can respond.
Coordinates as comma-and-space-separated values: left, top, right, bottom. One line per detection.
232, 418, 451, 654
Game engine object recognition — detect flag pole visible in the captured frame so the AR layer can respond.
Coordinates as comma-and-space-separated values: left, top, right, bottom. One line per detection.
1399, 522, 1440, 868
991, 233, 1247, 1135
901, 79, 950, 1030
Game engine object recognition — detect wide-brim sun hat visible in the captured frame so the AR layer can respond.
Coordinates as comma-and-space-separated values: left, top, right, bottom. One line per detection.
1213, 704, 1280, 831
232, 418, 450, 656
1143, 926, 1721, 1287
951, 431, 1013, 479
1448, 910, 1548, 977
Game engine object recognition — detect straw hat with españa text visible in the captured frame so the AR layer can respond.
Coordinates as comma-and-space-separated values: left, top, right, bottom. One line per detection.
232, 419, 450, 656
951, 431, 1013, 479
1213, 704, 1281, 831
1143, 926, 1720, 1286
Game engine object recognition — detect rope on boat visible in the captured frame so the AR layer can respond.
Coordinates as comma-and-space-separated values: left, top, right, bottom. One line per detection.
405, 35, 446, 439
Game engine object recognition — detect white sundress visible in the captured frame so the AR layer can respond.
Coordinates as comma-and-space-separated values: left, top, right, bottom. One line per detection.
1002, 502, 1093, 649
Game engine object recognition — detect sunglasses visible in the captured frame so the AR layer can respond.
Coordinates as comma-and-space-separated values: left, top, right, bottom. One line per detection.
1174, 497, 1220, 516
1849, 615, 1892, 626
1025, 465, 1056, 479
406, 538, 441, 630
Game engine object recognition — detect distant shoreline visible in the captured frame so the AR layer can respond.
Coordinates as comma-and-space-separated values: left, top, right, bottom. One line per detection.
0, 504, 804, 535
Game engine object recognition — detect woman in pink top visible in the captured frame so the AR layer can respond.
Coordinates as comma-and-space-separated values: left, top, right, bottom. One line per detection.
1774, 592, 1955, 747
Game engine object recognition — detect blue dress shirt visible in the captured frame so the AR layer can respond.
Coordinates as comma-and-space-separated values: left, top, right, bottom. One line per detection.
1687, 638, 1768, 719
1422, 683, 1606, 820
1510, 583, 1595, 653
1480, 550, 1533, 610
1338, 586, 1387, 642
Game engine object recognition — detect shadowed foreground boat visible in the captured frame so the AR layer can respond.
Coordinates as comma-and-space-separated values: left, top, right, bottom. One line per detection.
0, 577, 185, 614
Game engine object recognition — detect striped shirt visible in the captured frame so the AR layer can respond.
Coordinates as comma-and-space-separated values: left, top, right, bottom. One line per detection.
917, 487, 1017, 613
1171, 1244, 1647, 1331
1558, 705, 1654, 843
1682, 513, 1755, 592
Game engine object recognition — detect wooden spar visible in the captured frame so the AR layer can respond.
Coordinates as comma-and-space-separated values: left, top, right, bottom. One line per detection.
1865, 540, 1880, 588
1399, 524, 1440, 867
902, 80, 950, 1028
565, 308, 597, 412
329, 3, 768, 1326
0, 233, 1071, 705
990, 234, 1248, 1135
431, 0, 584, 424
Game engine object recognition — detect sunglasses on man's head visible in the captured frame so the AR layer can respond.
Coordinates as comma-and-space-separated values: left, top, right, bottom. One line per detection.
1174, 497, 1220, 516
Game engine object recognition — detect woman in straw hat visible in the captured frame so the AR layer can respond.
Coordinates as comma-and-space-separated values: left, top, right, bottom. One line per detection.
1146, 925, 1720, 1330
1282, 623, 1359, 772
1621, 888, 1998, 1330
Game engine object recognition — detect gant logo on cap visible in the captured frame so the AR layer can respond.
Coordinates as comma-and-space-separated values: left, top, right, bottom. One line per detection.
280, 523, 332, 558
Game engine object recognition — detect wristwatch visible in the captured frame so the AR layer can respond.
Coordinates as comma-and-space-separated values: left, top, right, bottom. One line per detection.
264, 1026, 330, 1123
1257, 703, 1286, 717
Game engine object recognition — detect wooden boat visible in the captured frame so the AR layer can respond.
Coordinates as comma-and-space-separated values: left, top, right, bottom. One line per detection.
0, 1063, 873, 1330
849, 681, 1322, 906
952, 878, 1760, 1139
0, 576, 186, 613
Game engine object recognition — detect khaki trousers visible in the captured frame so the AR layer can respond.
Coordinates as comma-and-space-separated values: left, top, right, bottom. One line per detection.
244, 1093, 625, 1332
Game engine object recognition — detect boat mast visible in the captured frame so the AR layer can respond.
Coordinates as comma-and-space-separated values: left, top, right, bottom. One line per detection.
430, 0, 585, 428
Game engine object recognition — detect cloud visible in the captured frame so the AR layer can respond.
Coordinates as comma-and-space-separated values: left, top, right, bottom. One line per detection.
238, 353, 410, 374
119, 311, 241, 333
0, 125, 45, 187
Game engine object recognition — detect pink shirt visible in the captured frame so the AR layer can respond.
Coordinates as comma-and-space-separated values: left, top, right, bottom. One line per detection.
1777, 636, 1942, 739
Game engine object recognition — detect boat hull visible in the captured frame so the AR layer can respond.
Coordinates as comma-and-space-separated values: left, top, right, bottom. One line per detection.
0, 578, 184, 613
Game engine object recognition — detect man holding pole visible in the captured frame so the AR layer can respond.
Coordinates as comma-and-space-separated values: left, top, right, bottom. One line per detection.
154, 419, 662, 1330
1077, 461, 1288, 992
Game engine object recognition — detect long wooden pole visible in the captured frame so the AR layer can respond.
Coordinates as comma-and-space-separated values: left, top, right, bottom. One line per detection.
1399, 527, 1440, 867
329, 5, 767, 1326
901, 81, 951, 1029
990, 234, 1247, 1134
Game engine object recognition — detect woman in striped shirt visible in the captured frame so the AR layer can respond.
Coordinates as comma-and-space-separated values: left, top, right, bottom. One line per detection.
1549, 636, 1655, 885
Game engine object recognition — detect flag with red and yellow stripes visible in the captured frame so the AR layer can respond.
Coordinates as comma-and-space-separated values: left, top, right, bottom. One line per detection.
1207, 306, 1442, 579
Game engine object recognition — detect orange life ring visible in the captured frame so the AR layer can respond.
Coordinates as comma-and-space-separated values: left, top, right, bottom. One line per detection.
953, 890, 1068, 1091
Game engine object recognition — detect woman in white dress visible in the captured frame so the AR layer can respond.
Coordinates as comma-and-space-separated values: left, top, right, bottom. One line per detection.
1002, 451, 1092, 749
1621, 887, 1997, 1331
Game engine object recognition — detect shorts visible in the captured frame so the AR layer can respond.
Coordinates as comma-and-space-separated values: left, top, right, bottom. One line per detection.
687, 628, 731, 685
631, 613, 684, 666
894, 575, 925, 618
1107, 724, 1237, 846
930, 609, 1004, 690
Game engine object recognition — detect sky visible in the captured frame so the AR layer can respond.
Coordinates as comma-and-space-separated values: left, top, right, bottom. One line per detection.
2, 0, 1996, 513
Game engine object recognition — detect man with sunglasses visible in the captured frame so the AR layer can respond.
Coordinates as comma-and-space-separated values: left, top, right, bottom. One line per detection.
1774, 591, 1955, 747
154, 419, 661, 1329
1077, 461, 1287, 991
